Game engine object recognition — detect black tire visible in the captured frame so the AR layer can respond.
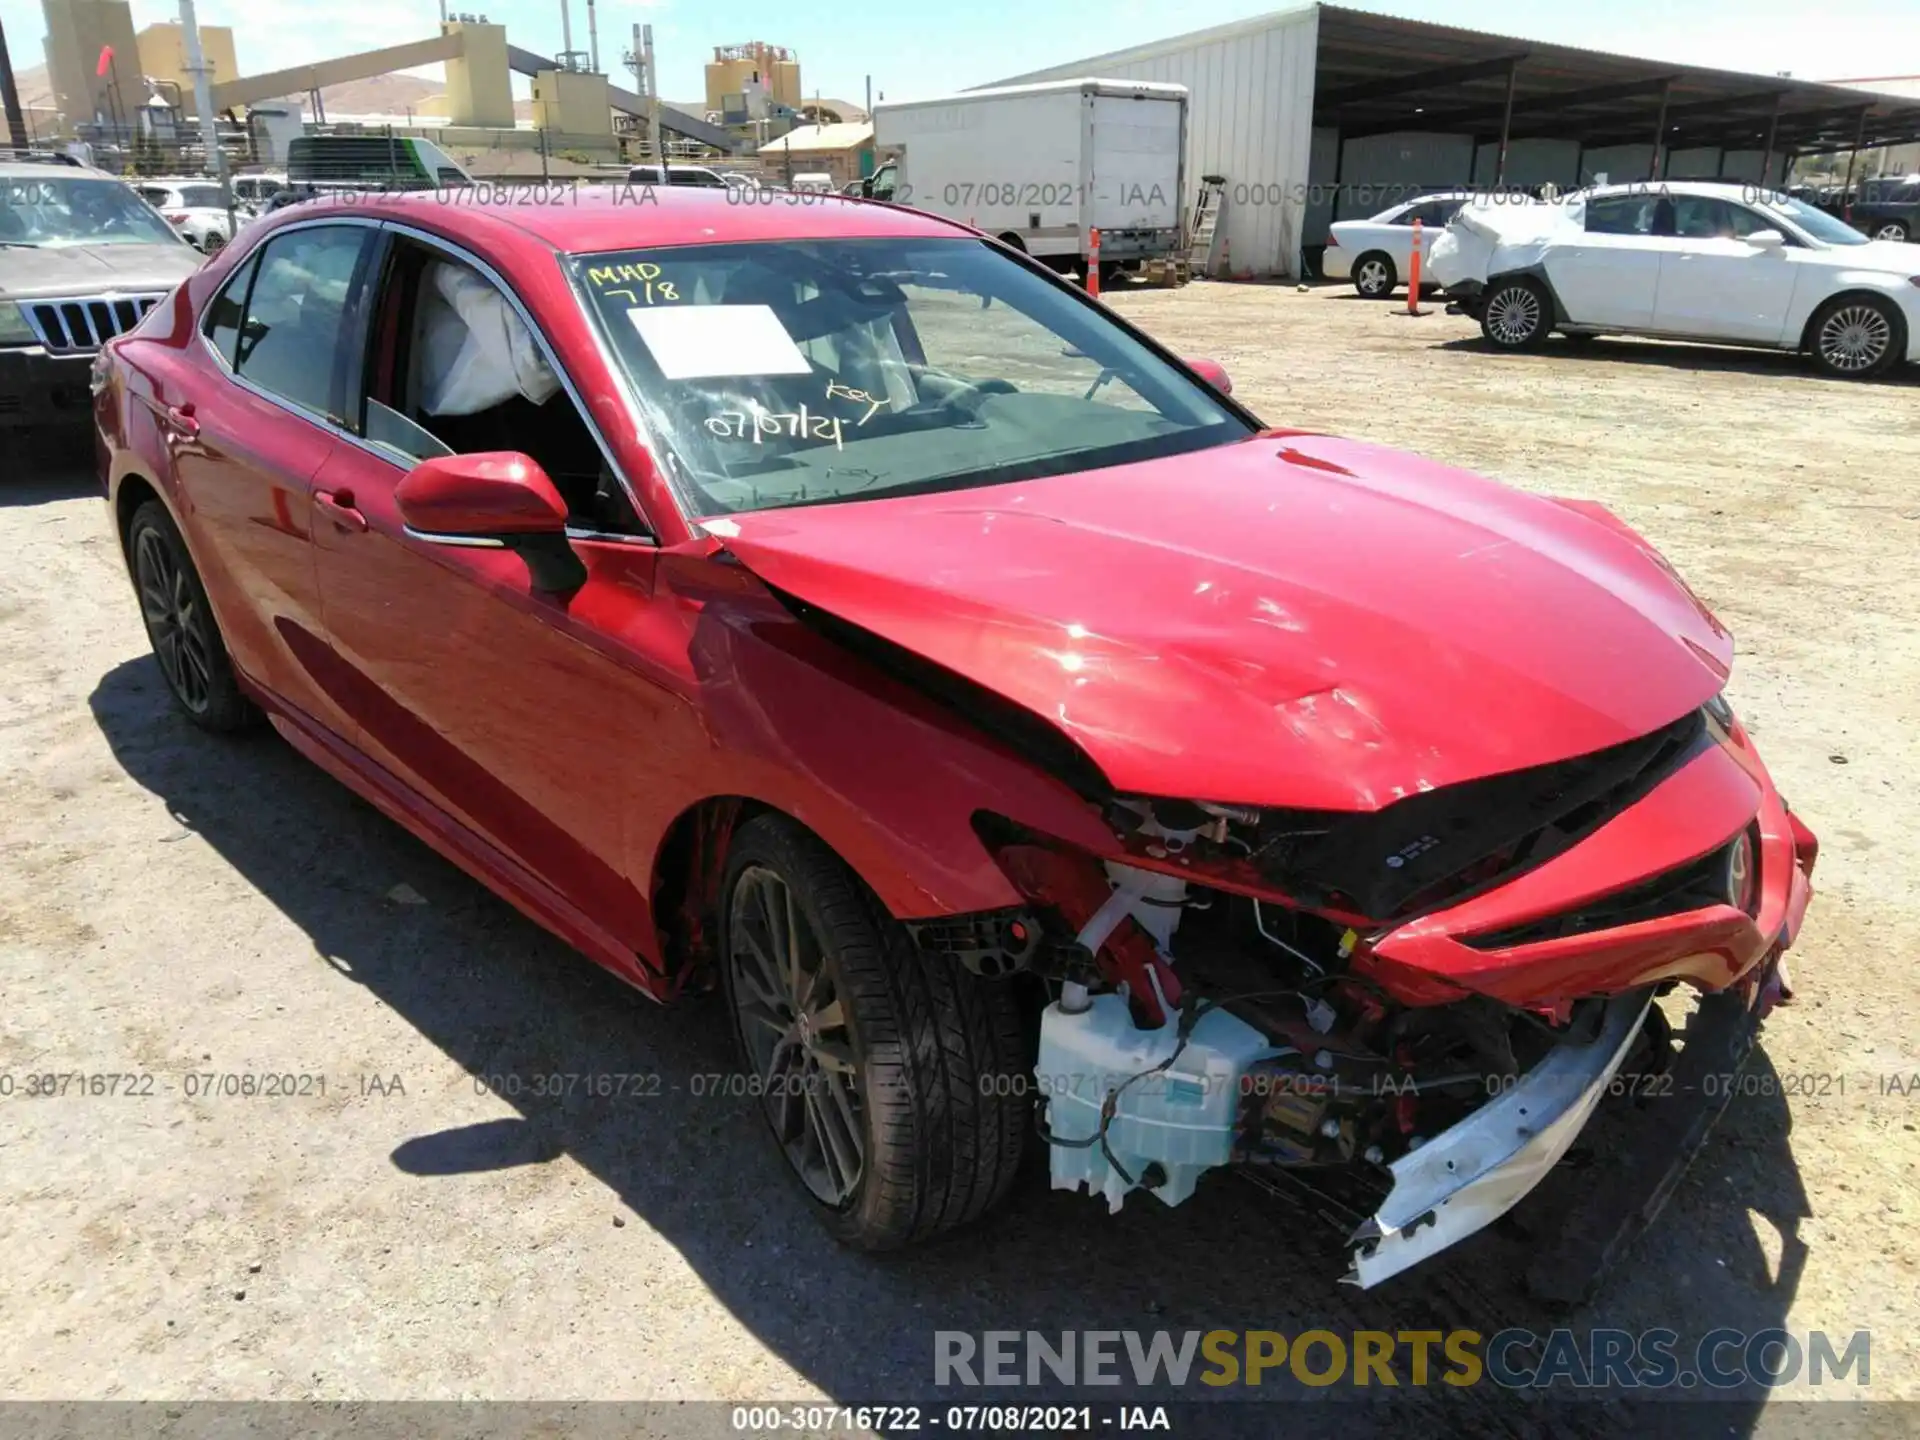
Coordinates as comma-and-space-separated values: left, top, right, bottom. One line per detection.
126, 500, 260, 732
1869, 220, 1910, 243
1352, 251, 1396, 299
1480, 276, 1552, 350
719, 813, 1030, 1250
1806, 292, 1905, 379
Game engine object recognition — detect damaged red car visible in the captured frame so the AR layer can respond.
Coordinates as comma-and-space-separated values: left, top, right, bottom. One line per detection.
95, 189, 1817, 1302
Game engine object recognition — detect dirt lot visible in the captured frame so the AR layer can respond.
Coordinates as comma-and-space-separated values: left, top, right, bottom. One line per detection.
3, 282, 1918, 1432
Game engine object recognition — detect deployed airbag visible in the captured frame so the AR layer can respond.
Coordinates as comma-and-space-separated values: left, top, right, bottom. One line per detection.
1426, 196, 1585, 291
418, 261, 562, 416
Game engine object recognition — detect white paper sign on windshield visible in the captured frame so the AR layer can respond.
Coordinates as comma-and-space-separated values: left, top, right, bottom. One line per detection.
626, 304, 812, 381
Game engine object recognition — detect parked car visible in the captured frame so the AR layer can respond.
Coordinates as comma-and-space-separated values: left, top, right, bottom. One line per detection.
135, 179, 233, 253
626, 163, 729, 188
288, 134, 472, 190
1431, 181, 1920, 379
1324, 190, 1477, 298
230, 171, 288, 212
1843, 174, 1920, 243
95, 189, 1816, 1301
1, 157, 201, 441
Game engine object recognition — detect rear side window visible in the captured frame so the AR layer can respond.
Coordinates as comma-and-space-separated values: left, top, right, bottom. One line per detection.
201, 250, 261, 368
227, 226, 372, 417
1584, 195, 1659, 235
1393, 200, 1460, 227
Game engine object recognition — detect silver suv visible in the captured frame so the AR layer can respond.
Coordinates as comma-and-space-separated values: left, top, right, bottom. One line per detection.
1, 155, 203, 442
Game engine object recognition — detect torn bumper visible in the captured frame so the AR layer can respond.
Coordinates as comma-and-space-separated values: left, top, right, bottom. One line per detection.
1346, 988, 1653, 1288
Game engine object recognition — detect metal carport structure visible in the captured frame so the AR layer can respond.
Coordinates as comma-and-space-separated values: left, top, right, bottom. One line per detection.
992, 3, 1920, 278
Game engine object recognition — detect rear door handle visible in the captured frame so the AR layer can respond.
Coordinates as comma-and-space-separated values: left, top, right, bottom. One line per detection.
162, 402, 198, 439
315, 489, 368, 533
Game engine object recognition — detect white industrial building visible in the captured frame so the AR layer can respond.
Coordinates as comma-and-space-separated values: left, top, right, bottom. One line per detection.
993, 3, 1920, 278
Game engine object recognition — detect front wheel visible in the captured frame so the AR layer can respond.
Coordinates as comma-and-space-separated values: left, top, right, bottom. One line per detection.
1870, 220, 1910, 242
719, 814, 1030, 1249
1480, 276, 1552, 350
1808, 293, 1904, 379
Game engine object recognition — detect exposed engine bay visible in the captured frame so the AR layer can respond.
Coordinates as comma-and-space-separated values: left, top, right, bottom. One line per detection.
914, 726, 1807, 1290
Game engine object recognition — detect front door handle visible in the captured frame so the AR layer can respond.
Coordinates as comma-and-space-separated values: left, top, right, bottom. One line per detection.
315, 489, 368, 533
162, 402, 198, 439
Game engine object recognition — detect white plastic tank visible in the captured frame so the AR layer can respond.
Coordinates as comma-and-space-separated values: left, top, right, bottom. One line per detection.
1037, 993, 1275, 1212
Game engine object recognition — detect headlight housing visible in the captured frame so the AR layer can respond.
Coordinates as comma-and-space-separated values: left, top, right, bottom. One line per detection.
0, 301, 36, 347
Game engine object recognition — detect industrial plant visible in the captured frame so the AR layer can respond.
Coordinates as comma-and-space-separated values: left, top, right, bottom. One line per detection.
0, 0, 877, 182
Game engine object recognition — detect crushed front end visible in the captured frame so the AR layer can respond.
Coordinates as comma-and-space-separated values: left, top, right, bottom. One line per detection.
943, 697, 1817, 1293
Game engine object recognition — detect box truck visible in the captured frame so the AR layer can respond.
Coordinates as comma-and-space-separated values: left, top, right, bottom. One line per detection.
867, 79, 1189, 277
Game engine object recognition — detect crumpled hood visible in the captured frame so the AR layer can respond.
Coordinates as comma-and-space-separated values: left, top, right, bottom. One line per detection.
0, 242, 201, 300
717, 433, 1731, 811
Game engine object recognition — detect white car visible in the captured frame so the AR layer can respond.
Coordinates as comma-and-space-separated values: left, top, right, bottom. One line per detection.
1430, 181, 1920, 380
135, 180, 231, 253
229, 172, 287, 211
1324, 191, 1476, 298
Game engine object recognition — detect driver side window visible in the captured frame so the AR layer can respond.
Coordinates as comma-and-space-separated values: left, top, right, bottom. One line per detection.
354, 237, 645, 536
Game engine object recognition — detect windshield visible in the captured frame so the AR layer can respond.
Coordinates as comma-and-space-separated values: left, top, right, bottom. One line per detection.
1757, 192, 1870, 246
573, 236, 1250, 517
0, 175, 183, 247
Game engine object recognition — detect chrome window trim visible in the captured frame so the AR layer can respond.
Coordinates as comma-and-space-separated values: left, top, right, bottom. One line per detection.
187, 212, 659, 547
563, 525, 654, 546
402, 524, 508, 549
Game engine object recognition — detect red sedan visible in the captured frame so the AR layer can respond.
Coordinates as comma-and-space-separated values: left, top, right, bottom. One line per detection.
94, 187, 1815, 1300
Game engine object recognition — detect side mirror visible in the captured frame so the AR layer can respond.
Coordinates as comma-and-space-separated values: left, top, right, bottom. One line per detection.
1745, 228, 1787, 250
1187, 357, 1233, 396
395, 451, 585, 592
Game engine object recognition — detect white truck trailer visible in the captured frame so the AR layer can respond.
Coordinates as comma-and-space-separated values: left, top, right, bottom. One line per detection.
866, 79, 1189, 276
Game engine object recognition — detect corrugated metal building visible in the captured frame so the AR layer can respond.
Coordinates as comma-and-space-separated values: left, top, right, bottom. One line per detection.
995, 7, 1322, 280
992, 3, 1920, 279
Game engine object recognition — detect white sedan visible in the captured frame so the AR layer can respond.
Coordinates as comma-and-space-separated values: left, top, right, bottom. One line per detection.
1430, 181, 1920, 380
1324, 191, 1475, 298
135, 180, 231, 254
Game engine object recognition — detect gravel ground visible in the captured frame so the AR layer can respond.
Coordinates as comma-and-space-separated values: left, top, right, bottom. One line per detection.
2, 281, 1917, 1434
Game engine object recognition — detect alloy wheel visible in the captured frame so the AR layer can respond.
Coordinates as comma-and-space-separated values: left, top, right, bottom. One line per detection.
1872, 223, 1909, 242
1818, 304, 1892, 373
727, 865, 865, 1207
1486, 285, 1542, 345
1356, 259, 1390, 295
134, 525, 214, 715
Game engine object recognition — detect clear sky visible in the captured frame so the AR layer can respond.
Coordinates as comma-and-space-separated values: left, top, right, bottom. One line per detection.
2, 0, 1914, 108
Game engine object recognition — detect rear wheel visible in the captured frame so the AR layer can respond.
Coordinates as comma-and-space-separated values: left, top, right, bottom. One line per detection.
1480, 276, 1552, 350
1352, 252, 1396, 299
1808, 293, 1904, 379
719, 814, 1030, 1249
1871, 220, 1910, 242
126, 500, 258, 732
